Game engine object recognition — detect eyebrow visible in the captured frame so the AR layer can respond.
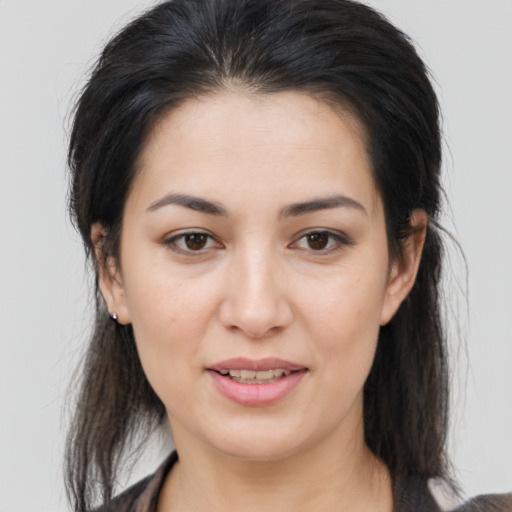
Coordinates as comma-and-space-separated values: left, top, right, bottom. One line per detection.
146, 192, 366, 217
280, 195, 367, 218
147, 193, 228, 216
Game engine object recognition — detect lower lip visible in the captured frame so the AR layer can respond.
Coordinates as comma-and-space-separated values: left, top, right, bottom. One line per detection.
207, 370, 307, 407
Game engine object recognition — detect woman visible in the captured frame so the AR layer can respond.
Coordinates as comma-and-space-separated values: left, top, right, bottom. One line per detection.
65, 0, 511, 511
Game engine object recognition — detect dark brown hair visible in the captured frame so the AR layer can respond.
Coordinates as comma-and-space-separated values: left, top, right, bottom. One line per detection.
66, 0, 450, 510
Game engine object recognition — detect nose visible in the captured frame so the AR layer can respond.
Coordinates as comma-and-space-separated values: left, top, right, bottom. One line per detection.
218, 245, 293, 339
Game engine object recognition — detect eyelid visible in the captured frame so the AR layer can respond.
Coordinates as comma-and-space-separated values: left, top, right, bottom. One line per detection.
161, 229, 223, 254
290, 229, 354, 253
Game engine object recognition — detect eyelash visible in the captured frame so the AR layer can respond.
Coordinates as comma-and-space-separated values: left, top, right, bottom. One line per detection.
161, 229, 353, 255
291, 230, 353, 254
161, 230, 222, 254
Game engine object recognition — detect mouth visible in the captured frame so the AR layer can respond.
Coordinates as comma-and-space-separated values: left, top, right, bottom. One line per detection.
206, 358, 308, 405
214, 368, 296, 384
208, 357, 307, 381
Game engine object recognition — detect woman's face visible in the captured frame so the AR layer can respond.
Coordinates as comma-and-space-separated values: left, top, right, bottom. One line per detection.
100, 91, 420, 460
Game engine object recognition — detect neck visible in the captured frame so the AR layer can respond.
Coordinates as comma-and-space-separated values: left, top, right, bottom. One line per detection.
158, 421, 393, 512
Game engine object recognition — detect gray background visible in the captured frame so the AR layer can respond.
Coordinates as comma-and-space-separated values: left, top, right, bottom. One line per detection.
1, 1, 511, 510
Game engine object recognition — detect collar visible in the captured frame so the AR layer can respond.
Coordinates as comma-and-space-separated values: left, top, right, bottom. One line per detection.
132, 451, 178, 512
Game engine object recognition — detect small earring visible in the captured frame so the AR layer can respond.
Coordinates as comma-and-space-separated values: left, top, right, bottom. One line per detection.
109, 312, 118, 322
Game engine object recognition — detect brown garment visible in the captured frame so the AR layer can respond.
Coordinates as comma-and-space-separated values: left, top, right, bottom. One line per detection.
98, 451, 512, 512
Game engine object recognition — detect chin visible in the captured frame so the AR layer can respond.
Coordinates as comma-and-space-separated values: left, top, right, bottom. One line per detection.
213, 437, 304, 462
199, 415, 320, 463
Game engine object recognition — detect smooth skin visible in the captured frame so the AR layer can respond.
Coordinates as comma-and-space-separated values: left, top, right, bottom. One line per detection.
93, 91, 427, 512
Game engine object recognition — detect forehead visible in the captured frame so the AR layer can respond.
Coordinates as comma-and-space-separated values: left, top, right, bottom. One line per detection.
130, 90, 380, 216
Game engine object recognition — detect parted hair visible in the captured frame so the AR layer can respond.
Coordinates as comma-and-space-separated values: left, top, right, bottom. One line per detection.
66, 0, 450, 510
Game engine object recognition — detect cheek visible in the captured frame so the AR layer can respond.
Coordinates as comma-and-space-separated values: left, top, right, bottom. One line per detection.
307, 268, 387, 339
300, 267, 387, 385
121, 260, 222, 401
123, 249, 221, 328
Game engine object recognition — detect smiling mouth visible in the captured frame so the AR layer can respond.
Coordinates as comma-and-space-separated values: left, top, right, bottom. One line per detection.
216, 368, 294, 384
208, 359, 308, 405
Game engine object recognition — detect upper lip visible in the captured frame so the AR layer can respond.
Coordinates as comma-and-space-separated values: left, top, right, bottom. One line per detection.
208, 357, 307, 372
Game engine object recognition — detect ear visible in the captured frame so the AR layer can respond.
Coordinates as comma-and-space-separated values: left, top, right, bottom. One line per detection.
91, 223, 131, 325
380, 209, 428, 326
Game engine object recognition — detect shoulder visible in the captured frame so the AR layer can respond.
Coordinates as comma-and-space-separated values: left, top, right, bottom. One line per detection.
95, 474, 154, 512
395, 478, 512, 512
94, 451, 178, 512
451, 492, 512, 512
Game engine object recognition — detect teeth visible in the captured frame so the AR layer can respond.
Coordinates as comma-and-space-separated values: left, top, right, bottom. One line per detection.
218, 368, 292, 383
272, 369, 291, 378
256, 370, 273, 379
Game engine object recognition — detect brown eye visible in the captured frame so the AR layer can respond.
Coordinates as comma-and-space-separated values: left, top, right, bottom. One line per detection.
292, 230, 352, 254
163, 230, 222, 254
184, 233, 208, 250
306, 232, 329, 250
